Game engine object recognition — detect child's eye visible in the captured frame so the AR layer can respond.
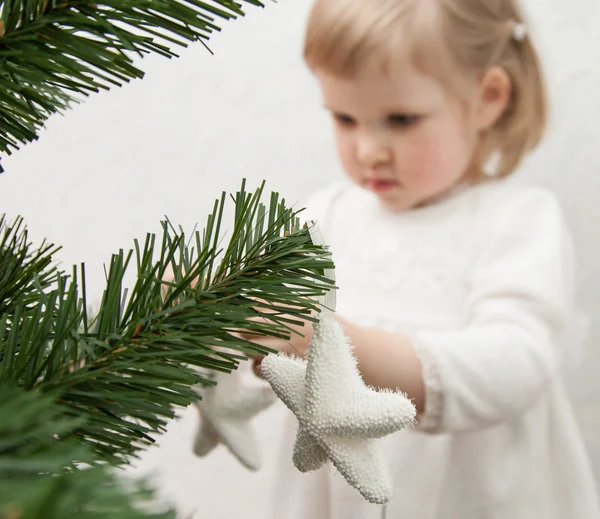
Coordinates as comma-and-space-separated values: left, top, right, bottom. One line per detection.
388, 114, 420, 127
333, 114, 356, 127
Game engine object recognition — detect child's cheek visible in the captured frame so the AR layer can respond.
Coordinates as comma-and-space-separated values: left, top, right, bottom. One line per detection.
402, 129, 471, 190
400, 136, 450, 188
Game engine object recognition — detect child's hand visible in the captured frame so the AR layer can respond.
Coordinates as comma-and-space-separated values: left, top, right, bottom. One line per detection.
240, 309, 314, 378
161, 269, 314, 377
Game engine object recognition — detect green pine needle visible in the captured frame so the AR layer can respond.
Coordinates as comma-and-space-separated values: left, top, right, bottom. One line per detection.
0, 0, 268, 171
0, 384, 176, 519
0, 215, 62, 316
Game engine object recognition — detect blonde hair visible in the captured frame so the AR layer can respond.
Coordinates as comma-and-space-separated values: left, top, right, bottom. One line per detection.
303, 0, 547, 178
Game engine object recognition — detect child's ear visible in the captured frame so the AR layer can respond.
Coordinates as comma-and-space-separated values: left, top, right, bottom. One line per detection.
476, 66, 512, 131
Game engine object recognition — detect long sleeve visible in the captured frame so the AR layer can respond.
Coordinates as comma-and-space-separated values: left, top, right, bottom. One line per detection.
413, 187, 577, 434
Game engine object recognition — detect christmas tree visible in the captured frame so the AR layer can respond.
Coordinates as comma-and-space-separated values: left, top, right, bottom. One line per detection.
0, 2, 334, 517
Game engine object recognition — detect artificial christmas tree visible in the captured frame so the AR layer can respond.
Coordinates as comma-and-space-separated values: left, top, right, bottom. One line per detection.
0, 2, 334, 516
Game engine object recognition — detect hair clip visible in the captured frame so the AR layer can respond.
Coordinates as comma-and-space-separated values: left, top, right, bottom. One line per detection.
512, 22, 528, 42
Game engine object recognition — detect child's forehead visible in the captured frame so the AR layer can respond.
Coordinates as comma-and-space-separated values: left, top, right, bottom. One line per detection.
316, 61, 448, 109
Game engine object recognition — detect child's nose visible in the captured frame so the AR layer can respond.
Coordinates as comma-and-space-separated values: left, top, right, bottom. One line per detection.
356, 132, 391, 166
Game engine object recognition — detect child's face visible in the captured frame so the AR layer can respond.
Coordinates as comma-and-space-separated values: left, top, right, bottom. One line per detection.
315, 60, 480, 211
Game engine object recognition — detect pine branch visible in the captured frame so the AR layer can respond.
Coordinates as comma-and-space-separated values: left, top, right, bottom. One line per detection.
0, 384, 176, 519
0, 215, 62, 316
0, 180, 335, 464
0, 0, 267, 171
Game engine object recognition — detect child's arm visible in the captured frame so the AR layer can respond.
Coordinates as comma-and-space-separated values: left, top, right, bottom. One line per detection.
335, 317, 426, 413
404, 188, 576, 434
248, 316, 426, 411
399, 188, 576, 433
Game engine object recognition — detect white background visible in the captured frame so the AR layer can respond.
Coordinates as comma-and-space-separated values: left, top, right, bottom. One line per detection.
0, 0, 599, 517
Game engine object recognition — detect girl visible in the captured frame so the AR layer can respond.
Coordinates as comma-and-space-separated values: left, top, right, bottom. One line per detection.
251, 0, 600, 518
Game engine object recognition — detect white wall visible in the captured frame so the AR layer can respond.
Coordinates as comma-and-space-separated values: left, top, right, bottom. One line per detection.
1, 0, 599, 517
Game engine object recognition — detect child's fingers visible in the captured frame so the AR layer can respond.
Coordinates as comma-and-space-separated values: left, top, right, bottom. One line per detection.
252, 357, 264, 378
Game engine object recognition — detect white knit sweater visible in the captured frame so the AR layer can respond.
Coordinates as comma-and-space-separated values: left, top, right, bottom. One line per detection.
267, 179, 599, 519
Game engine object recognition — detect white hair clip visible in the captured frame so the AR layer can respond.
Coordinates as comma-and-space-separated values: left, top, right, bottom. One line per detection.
512, 22, 528, 42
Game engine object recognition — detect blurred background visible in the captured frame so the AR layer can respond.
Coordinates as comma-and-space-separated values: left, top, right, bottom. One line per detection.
0, 0, 598, 517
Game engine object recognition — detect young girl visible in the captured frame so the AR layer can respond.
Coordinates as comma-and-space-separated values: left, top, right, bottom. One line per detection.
251, 0, 600, 517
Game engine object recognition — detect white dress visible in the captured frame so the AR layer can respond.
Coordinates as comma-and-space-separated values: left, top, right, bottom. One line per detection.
267, 179, 600, 519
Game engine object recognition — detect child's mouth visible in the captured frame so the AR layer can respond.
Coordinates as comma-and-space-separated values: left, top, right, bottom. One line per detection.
366, 178, 398, 192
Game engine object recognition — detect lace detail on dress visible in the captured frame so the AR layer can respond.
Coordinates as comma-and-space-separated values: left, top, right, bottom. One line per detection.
410, 337, 445, 433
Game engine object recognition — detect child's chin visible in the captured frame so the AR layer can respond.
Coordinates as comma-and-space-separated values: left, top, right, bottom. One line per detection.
376, 193, 416, 212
